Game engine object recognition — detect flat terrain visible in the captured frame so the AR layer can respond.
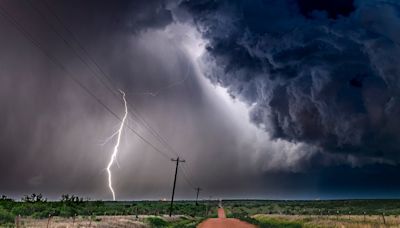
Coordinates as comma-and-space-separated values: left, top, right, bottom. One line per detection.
19, 215, 187, 227
3, 199, 400, 227
198, 208, 256, 228
254, 214, 400, 228
19, 215, 148, 227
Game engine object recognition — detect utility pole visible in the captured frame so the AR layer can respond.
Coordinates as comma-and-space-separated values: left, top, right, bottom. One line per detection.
195, 187, 202, 206
169, 157, 185, 217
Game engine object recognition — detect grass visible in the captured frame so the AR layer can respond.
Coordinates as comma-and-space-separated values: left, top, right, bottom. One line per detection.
223, 199, 400, 216
147, 217, 169, 227
252, 214, 400, 228
146, 216, 207, 227
0, 194, 214, 227
0, 195, 212, 220
255, 217, 303, 228
3, 196, 400, 227
229, 213, 303, 228
0, 206, 14, 225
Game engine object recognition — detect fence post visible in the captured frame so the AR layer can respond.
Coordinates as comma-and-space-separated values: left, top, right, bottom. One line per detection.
88, 213, 93, 227
46, 214, 51, 228
15, 214, 20, 228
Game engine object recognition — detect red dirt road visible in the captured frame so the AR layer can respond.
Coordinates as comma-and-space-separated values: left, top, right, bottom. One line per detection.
217, 208, 226, 218
198, 208, 256, 228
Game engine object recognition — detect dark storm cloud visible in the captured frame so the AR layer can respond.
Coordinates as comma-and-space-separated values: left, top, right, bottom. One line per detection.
179, 0, 400, 164
113, 0, 174, 33
297, 0, 355, 19
2, 0, 400, 200
50, 0, 175, 33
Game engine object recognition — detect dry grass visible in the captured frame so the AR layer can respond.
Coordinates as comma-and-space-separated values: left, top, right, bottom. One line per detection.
18, 215, 150, 228
254, 214, 400, 228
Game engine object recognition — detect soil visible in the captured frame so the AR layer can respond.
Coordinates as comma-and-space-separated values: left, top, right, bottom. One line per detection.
198, 208, 257, 228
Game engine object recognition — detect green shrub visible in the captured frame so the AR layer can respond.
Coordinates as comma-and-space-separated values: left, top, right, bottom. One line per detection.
59, 206, 78, 217
147, 217, 169, 227
256, 216, 302, 228
0, 207, 14, 224
11, 204, 34, 216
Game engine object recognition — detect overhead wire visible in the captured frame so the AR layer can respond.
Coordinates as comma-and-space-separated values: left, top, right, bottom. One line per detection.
0, 2, 171, 160
37, 0, 181, 158
181, 168, 195, 189
180, 164, 198, 190
28, 0, 204, 193
2, 1, 203, 196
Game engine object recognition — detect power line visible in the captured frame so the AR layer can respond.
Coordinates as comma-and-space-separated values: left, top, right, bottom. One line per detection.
0, 3, 171, 160
2, 2, 204, 203
182, 162, 201, 187
24, 0, 117, 98
38, 0, 180, 158
181, 165, 204, 205
26, 0, 178, 158
180, 165, 196, 189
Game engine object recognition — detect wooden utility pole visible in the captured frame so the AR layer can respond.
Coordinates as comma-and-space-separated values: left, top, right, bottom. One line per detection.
169, 157, 185, 217
195, 187, 202, 206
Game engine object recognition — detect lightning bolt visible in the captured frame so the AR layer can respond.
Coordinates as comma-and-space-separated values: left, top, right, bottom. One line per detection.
106, 90, 128, 201
139, 52, 191, 97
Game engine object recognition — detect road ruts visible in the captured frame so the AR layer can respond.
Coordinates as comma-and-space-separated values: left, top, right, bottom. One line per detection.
198, 207, 257, 228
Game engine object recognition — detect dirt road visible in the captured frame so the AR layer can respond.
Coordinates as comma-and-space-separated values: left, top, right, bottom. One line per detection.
198, 208, 256, 228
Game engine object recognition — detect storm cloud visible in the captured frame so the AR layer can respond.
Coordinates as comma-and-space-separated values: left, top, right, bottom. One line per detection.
1, 0, 400, 200
0, 0, 290, 199
179, 0, 400, 164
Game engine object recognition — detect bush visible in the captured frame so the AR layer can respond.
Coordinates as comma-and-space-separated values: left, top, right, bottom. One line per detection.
11, 204, 34, 216
59, 206, 77, 217
32, 208, 55, 219
255, 216, 302, 228
0, 207, 14, 224
147, 217, 169, 227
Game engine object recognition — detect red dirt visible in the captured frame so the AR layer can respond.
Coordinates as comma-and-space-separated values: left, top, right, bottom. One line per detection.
198, 208, 256, 228
217, 208, 226, 218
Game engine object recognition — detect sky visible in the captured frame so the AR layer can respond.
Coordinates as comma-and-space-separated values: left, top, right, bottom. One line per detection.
0, 0, 400, 201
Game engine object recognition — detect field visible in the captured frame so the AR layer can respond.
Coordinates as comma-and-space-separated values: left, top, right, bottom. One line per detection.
223, 200, 400, 227
252, 214, 400, 228
2, 196, 400, 227
222, 199, 400, 215
15, 215, 204, 228
0, 194, 214, 227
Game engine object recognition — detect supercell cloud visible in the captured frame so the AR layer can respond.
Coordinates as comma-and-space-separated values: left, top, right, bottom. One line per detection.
179, 0, 400, 164
1, 0, 400, 199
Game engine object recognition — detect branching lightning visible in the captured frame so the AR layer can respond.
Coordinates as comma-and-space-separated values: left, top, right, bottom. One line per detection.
139, 51, 191, 97
106, 90, 128, 201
